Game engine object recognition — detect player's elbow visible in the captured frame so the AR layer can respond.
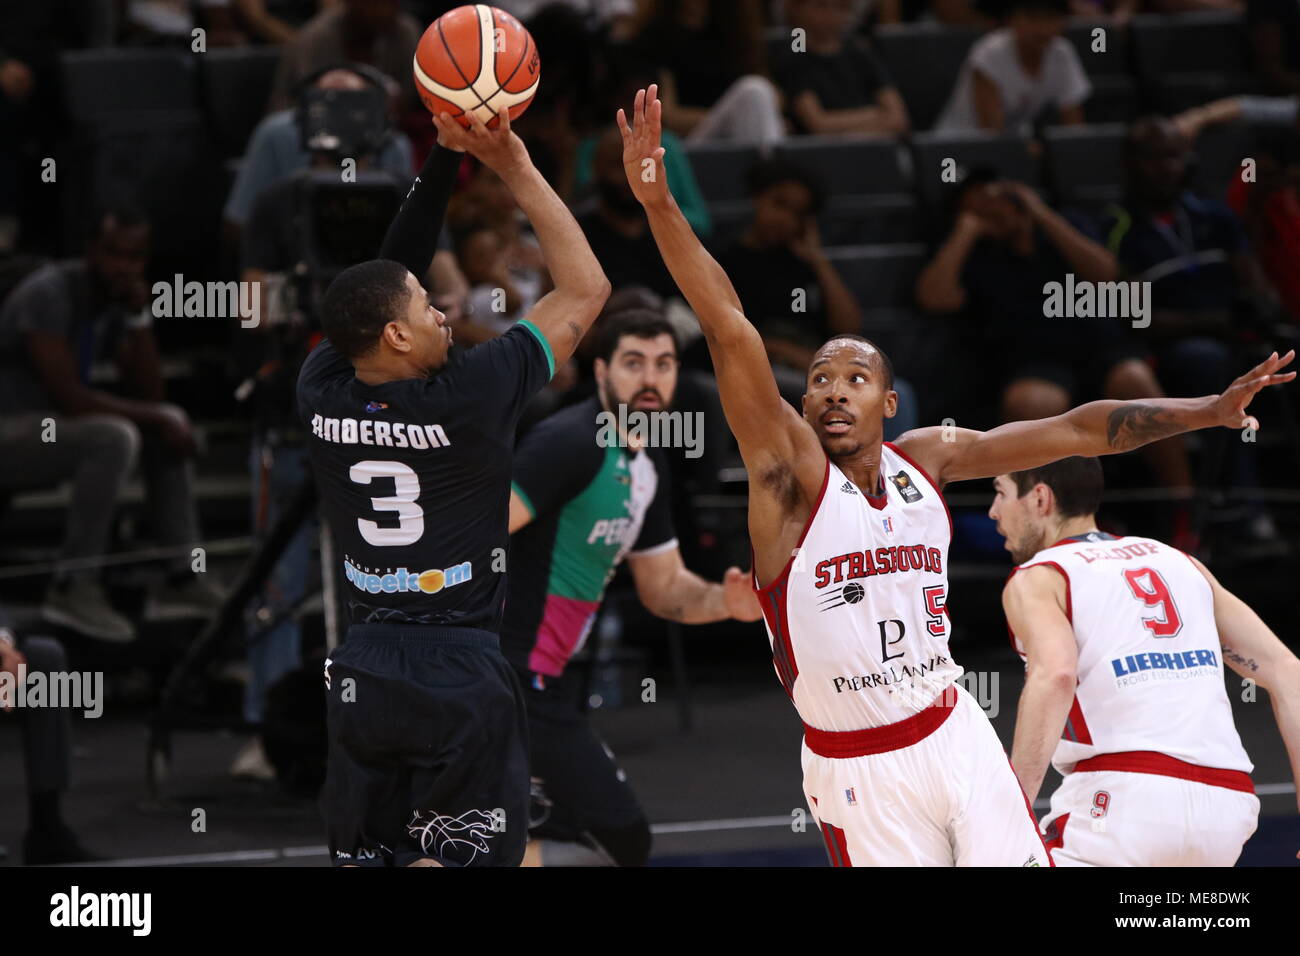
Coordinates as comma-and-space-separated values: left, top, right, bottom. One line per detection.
1028, 661, 1077, 695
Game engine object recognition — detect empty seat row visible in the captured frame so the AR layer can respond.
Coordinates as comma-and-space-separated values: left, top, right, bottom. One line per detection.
687, 121, 1251, 245
60, 46, 282, 158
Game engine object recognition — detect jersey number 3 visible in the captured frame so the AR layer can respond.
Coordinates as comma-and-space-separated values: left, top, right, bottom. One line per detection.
1122, 567, 1182, 638
349, 460, 423, 546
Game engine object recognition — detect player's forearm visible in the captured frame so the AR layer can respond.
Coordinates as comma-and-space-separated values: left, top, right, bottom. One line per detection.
1266, 670, 1300, 812
1010, 669, 1077, 802
641, 194, 748, 342
1063, 395, 1220, 456
377, 143, 462, 277
500, 162, 606, 301
915, 223, 979, 312
646, 568, 728, 624
1036, 209, 1117, 283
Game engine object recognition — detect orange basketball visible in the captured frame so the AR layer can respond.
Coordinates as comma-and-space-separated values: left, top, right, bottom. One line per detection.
413, 4, 540, 128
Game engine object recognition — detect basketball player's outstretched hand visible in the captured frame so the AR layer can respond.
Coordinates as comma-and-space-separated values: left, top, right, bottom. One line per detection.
1213, 350, 1296, 431
615, 84, 668, 207
431, 109, 528, 174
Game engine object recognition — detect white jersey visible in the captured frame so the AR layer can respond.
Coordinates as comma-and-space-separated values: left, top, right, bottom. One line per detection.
754, 443, 963, 731
1011, 532, 1252, 777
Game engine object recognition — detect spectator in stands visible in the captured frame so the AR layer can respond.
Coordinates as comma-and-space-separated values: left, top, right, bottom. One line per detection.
771, 0, 909, 136
496, 0, 639, 39
1226, 129, 1300, 321
716, 159, 919, 433
1247, 0, 1300, 96
1097, 118, 1286, 547
266, 0, 421, 116
0, 608, 101, 863
572, 62, 712, 234
934, 0, 1088, 135
0, 0, 98, 254
631, 0, 786, 147
1146, 0, 1243, 12
224, 66, 415, 248
576, 126, 692, 299
121, 0, 249, 46
0, 207, 221, 643
511, 4, 600, 200
915, 169, 1197, 542
447, 164, 547, 337
1064, 0, 1138, 22
1099, 118, 1282, 365
232, 0, 329, 44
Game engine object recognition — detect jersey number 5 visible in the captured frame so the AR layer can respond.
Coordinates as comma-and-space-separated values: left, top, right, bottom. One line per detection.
349, 460, 424, 546
1122, 567, 1182, 638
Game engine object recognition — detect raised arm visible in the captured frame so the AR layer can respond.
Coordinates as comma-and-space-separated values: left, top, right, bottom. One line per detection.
378, 139, 462, 278
616, 85, 822, 491
431, 110, 609, 368
895, 350, 1296, 486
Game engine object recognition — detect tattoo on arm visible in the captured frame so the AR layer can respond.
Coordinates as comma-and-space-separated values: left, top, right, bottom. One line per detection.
1105, 404, 1186, 451
1222, 646, 1260, 672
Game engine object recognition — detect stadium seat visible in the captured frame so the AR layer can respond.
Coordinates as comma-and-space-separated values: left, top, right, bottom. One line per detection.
770, 137, 918, 243
202, 47, 283, 158
1063, 20, 1138, 123
683, 142, 762, 203
872, 23, 982, 131
1129, 12, 1251, 113
1043, 123, 1126, 211
59, 110, 222, 282
773, 135, 910, 195
824, 243, 928, 311
1190, 121, 1253, 202
909, 131, 1040, 233
60, 49, 199, 120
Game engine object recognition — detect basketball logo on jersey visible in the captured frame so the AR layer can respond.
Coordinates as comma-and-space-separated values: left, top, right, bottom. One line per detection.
882, 516, 894, 534
818, 581, 866, 611
889, 470, 923, 503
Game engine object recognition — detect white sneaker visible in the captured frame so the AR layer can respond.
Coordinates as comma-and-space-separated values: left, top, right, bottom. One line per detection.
41, 578, 136, 643
146, 574, 226, 622
229, 737, 275, 781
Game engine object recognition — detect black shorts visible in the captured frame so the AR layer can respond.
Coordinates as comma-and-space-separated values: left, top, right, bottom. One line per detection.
321, 624, 529, 867
520, 666, 646, 846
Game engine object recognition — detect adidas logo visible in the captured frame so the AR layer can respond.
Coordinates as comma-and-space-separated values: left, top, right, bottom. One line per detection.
840, 480, 858, 495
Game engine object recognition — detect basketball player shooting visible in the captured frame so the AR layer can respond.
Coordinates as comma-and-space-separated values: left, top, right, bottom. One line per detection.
300, 107, 609, 867
617, 84, 1296, 866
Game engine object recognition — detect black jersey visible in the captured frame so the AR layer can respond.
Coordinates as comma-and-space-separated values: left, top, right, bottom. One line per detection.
298, 320, 555, 630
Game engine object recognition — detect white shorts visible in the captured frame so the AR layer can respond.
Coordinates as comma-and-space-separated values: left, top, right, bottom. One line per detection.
801, 683, 1051, 867
1041, 768, 1259, 867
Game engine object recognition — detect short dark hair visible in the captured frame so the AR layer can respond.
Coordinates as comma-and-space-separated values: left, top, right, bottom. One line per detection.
89, 203, 149, 242
597, 309, 679, 363
744, 159, 826, 214
320, 259, 412, 360
815, 333, 895, 390
1010, 456, 1104, 518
